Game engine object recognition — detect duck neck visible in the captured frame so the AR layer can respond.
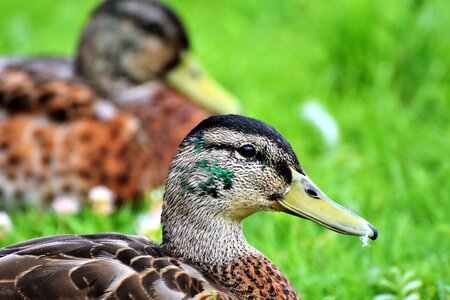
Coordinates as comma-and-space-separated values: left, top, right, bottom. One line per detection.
161, 195, 255, 265
160, 187, 300, 300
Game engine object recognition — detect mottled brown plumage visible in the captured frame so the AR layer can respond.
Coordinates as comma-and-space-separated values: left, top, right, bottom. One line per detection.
0, 65, 96, 120
0, 0, 239, 207
0, 115, 378, 299
202, 255, 297, 299
0, 233, 234, 299
0, 64, 211, 207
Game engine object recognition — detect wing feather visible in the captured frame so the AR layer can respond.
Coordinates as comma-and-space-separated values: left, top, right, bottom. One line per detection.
0, 233, 236, 299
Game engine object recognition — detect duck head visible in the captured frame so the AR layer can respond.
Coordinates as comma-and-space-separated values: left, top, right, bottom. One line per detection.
163, 115, 377, 243
75, 0, 240, 114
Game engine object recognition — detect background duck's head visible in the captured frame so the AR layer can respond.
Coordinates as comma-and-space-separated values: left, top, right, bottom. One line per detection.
75, 0, 240, 113
163, 114, 378, 243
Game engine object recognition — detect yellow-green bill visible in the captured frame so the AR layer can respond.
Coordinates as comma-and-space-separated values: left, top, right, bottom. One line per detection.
274, 168, 378, 240
166, 53, 241, 114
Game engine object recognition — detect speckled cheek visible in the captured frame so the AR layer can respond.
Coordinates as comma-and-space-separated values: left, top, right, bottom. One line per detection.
222, 195, 264, 220
142, 38, 176, 75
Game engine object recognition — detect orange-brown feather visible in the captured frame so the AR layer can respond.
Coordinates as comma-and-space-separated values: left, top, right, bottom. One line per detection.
200, 254, 300, 300
0, 67, 211, 206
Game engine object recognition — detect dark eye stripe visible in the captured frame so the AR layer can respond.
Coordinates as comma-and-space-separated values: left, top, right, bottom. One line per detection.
199, 143, 260, 161
273, 160, 292, 184
199, 142, 293, 184
136, 20, 165, 38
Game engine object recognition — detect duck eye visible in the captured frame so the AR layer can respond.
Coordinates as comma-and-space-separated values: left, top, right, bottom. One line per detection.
137, 20, 165, 38
238, 144, 257, 158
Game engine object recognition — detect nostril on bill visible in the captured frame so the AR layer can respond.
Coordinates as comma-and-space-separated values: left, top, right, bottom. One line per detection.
305, 188, 319, 199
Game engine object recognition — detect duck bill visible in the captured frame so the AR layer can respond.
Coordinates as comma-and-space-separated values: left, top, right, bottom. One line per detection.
273, 168, 378, 240
165, 53, 241, 114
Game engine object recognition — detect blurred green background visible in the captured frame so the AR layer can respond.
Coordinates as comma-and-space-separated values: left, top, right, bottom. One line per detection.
0, 0, 449, 298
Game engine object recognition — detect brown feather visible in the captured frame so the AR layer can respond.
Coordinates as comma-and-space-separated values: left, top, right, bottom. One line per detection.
0, 233, 235, 300
200, 255, 300, 300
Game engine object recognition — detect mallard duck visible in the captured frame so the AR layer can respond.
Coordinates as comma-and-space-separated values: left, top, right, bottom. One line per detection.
0, 115, 378, 299
0, 0, 240, 207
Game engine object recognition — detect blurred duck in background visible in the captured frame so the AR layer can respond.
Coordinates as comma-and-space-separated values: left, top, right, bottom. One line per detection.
0, 0, 241, 209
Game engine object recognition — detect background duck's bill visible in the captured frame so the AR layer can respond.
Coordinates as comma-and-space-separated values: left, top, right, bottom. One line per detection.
165, 53, 241, 114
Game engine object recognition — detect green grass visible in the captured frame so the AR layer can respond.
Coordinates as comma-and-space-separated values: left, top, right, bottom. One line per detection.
1, 0, 449, 298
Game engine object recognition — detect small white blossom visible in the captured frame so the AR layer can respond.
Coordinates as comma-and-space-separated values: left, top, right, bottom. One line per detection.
88, 186, 116, 215
0, 211, 13, 240
52, 196, 80, 215
300, 100, 340, 147
94, 101, 118, 120
136, 205, 162, 240
148, 186, 164, 204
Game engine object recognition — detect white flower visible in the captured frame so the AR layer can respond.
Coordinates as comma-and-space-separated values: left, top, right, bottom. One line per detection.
52, 196, 80, 215
136, 205, 162, 240
148, 186, 164, 204
94, 101, 118, 120
0, 211, 13, 240
300, 100, 340, 147
88, 186, 116, 215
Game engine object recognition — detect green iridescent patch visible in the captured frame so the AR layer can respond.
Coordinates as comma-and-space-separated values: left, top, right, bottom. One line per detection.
198, 161, 234, 196
180, 159, 234, 197
193, 136, 210, 153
